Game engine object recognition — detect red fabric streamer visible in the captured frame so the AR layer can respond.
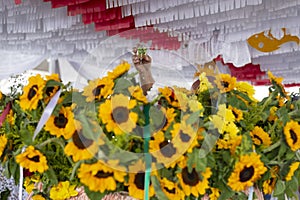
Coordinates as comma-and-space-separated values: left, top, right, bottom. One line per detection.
0, 102, 11, 127
14, 0, 22, 5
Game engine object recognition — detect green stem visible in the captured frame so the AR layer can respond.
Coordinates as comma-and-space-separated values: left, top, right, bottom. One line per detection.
36, 137, 61, 148
36, 137, 74, 165
262, 140, 281, 153
296, 151, 300, 161
70, 161, 82, 181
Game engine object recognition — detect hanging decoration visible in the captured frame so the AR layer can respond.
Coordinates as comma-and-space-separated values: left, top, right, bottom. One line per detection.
247, 28, 300, 52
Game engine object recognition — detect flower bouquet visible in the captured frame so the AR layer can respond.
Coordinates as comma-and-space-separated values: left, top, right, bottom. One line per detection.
0, 57, 299, 200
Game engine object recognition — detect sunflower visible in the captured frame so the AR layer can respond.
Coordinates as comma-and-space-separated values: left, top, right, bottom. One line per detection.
236, 81, 257, 102
227, 153, 267, 191
0, 135, 7, 157
49, 181, 78, 200
150, 131, 180, 168
64, 121, 101, 162
24, 177, 35, 193
98, 94, 138, 135
158, 87, 180, 108
263, 166, 278, 194
44, 74, 61, 102
177, 159, 212, 197
31, 195, 46, 200
228, 105, 243, 122
6, 109, 15, 125
197, 127, 205, 141
44, 106, 76, 140
78, 160, 126, 193
250, 126, 272, 147
126, 159, 155, 199
284, 121, 300, 151
128, 85, 148, 103
276, 95, 285, 107
263, 177, 276, 195
107, 61, 130, 80
171, 121, 198, 154
24, 174, 40, 193
197, 72, 213, 92
159, 177, 185, 200
15, 146, 48, 173
153, 107, 176, 132
0, 91, 2, 100
209, 188, 221, 200
83, 77, 114, 102
19, 74, 45, 111
188, 98, 204, 117
214, 74, 236, 93
217, 135, 242, 155
285, 162, 300, 181
173, 88, 189, 111
210, 104, 237, 134
268, 106, 278, 122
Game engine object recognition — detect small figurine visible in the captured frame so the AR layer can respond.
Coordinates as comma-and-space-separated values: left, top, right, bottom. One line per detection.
132, 46, 155, 95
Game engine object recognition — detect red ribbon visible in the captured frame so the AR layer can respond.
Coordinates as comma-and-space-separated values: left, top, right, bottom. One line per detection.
0, 102, 11, 127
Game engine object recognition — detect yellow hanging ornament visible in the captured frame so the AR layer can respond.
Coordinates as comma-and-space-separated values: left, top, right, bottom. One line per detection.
247, 28, 300, 52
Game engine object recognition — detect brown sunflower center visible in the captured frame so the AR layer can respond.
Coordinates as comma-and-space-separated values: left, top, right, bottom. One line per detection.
46, 86, 55, 96
232, 110, 239, 119
134, 172, 145, 190
112, 107, 129, 124
27, 85, 38, 100
54, 113, 68, 128
239, 166, 254, 182
180, 131, 191, 142
290, 129, 298, 144
92, 85, 104, 97
27, 155, 40, 162
95, 170, 113, 179
221, 81, 229, 88
164, 186, 176, 194
72, 130, 93, 149
254, 134, 263, 145
159, 141, 176, 158
182, 167, 199, 186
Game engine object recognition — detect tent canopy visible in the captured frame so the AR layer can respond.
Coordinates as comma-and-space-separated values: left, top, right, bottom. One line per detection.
0, 0, 299, 86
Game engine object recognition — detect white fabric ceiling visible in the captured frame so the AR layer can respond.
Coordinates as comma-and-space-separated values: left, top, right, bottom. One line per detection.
0, 0, 299, 84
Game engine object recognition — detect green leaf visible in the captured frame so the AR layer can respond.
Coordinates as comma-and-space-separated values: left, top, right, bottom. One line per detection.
273, 180, 286, 196
195, 149, 207, 172
77, 114, 100, 141
114, 78, 133, 94
232, 90, 252, 104
187, 152, 195, 173
20, 129, 33, 145
200, 134, 218, 157
84, 186, 105, 200
186, 111, 200, 125
218, 180, 235, 200
45, 80, 63, 88
9, 159, 18, 181
151, 176, 168, 200
111, 150, 139, 164
44, 167, 58, 186
278, 143, 287, 158
0, 190, 11, 200
227, 94, 247, 110
286, 175, 298, 192
149, 106, 165, 128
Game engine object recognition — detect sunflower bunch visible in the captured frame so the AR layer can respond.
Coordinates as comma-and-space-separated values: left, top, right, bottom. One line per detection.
188, 71, 300, 200
0, 59, 300, 200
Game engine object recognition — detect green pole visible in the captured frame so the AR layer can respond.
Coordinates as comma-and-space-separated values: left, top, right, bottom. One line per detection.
144, 104, 151, 200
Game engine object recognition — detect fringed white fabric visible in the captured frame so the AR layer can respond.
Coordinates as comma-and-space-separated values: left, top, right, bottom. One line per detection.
0, 0, 107, 59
